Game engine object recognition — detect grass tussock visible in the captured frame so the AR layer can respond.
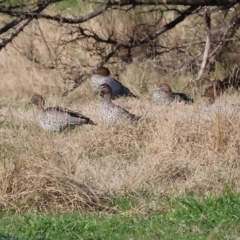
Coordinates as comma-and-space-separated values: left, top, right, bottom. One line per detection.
0, 13, 240, 213
1, 94, 240, 213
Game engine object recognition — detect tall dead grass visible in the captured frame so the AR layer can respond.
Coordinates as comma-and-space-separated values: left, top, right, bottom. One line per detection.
1, 94, 240, 213
0, 12, 240, 213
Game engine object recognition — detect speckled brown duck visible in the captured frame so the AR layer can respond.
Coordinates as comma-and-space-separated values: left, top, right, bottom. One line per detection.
201, 80, 224, 104
153, 83, 193, 105
30, 94, 96, 131
98, 83, 140, 125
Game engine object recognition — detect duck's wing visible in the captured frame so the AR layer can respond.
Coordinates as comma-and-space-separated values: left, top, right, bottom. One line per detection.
105, 77, 137, 98
116, 104, 141, 122
173, 93, 194, 103
121, 86, 137, 98
45, 107, 96, 125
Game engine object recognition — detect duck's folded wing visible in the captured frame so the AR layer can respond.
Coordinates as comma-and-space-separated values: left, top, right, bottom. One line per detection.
56, 106, 83, 117
117, 105, 140, 121
46, 107, 96, 125
173, 93, 193, 103
104, 77, 136, 98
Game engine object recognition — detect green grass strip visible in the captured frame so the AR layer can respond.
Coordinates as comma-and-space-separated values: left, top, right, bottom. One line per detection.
0, 190, 240, 240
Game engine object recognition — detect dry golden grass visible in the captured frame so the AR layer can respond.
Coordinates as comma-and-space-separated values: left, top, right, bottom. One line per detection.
0, 15, 240, 213
1, 91, 240, 213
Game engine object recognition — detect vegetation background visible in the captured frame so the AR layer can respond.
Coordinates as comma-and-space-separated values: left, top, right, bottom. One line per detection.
0, 0, 240, 239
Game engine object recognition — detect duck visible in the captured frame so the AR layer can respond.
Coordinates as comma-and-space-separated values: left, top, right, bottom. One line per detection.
153, 83, 194, 105
201, 80, 224, 104
30, 93, 96, 131
98, 83, 140, 125
90, 66, 136, 98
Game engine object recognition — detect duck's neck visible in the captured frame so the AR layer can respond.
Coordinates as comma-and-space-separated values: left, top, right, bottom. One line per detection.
33, 104, 44, 115
103, 93, 112, 103
96, 73, 109, 78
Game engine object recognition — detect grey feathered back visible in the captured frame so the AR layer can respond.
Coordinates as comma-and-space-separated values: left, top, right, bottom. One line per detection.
90, 67, 136, 98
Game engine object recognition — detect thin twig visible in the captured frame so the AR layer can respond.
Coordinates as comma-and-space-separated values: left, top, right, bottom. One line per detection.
0, 18, 32, 50
36, 19, 65, 82
196, 6, 211, 81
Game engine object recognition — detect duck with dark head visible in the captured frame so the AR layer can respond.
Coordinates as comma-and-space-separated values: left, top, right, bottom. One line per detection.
90, 66, 137, 99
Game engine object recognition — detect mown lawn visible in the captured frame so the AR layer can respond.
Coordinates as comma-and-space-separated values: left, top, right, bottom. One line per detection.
0, 190, 240, 240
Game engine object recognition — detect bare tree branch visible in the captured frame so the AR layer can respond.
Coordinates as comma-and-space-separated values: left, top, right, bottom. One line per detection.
0, 0, 234, 25
108, 0, 239, 6
195, 13, 240, 78
0, 0, 238, 98
138, 6, 199, 45
62, 5, 199, 96
0, 18, 32, 50
36, 20, 65, 83
0, 0, 62, 51
196, 6, 211, 80
72, 5, 198, 49
0, 16, 25, 35
0, 4, 110, 24
0, 0, 55, 36
213, 15, 240, 60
